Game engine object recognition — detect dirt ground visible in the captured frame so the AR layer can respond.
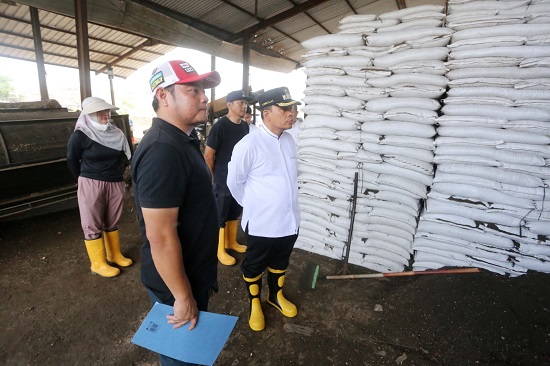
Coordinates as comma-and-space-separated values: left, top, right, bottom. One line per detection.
1, 190, 550, 366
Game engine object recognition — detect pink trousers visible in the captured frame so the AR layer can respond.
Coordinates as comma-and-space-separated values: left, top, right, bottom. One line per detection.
77, 177, 125, 240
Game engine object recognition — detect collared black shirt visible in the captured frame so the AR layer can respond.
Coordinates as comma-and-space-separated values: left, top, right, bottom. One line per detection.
131, 117, 218, 302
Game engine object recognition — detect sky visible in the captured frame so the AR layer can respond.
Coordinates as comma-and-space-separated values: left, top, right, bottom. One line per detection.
0, 47, 306, 136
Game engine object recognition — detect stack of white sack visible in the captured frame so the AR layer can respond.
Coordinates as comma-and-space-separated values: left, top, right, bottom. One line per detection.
413, 0, 550, 276
296, 5, 449, 273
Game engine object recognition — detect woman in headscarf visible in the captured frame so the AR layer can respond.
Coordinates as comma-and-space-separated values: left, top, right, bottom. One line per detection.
67, 97, 133, 277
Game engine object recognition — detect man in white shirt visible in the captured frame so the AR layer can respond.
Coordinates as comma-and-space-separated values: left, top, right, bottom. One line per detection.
227, 87, 301, 332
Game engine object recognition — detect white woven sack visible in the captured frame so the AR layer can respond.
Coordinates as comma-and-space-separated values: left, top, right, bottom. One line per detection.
344, 87, 388, 101
301, 34, 366, 50
302, 115, 359, 131
373, 47, 449, 68
384, 107, 438, 123
344, 67, 392, 79
446, 16, 526, 31
401, 10, 445, 22
445, 57, 522, 69
389, 60, 447, 75
303, 67, 346, 77
367, 73, 449, 88
300, 104, 341, 117
448, 0, 530, 14
339, 19, 398, 30
339, 14, 377, 24
447, 67, 550, 80
308, 75, 370, 87
298, 137, 359, 153
362, 142, 434, 162
381, 135, 435, 151
365, 97, 441, 112
361, 121, 436, 138
435, 145, 547, 166
366, 27, 453, 47
379, 5, 444, 20
352, 244, 410, 266
299, 127, 337, 140
363, 162, 433, 187
447, 78, 522, 89
406, 35, 452, 48
304, 56, 372, 69
443, 96, 516, 107
354, 237, 411, 258
437, 163, 544, 188
445, 86, 550, 100
504, 120, 550, 135
436, 115, 506, 128
515, 257, 550, 274
383, 154, 434, 175
425, 198, 521, 227
338, 27, 376, 35
452, 24, 550, 42
520, 57, 550, 67
437, 126, 550, 144
334, 130, 380, 143
346, 44, 406, 57
376, 19, 443, 33
450, 46, 550, 60
302, 48, 348, 61
433, 172, 546, 201
432, 182, 534, 209
303, 95, 364, 110
304, 85, 345, 97
417, 220, 514, 249
447, 35, 525, 52
357, 190, 420, 212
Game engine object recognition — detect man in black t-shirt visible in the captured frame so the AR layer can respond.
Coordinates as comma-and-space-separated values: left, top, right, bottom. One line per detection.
204, 90, 252, 266
131, 60, 221, 366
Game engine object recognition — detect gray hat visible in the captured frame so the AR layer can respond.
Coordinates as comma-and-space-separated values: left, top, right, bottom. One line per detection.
227, 90, 253, 103
81, 97, 118, 115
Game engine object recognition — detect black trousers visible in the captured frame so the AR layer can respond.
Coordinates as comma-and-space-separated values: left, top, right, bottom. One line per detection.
214, 186, 242, 227
241, 230, 298, 278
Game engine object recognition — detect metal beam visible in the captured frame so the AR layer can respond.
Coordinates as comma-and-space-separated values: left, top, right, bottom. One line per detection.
29, 6, 48, 100
94, 38, 159, 75
0, 43, 135, 72
226, 0, 331, 42
286, 0, 331, 34
396, 0, 407, 10
74, 0, 91, 100
343, 0, 358, 14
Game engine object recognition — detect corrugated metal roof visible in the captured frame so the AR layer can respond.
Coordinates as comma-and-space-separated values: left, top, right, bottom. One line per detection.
1, 0, 446, 78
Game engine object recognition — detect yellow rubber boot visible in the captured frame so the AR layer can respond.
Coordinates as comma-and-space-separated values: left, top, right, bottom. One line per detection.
225, 220, 247, 253
243, 274, 265, 331
217, 227, 236, 266
266, 268, 297, 318
84, 238, 120, 277
104, 230, 133, 267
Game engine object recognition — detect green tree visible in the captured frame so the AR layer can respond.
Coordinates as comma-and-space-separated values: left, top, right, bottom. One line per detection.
0, 74, 15, 101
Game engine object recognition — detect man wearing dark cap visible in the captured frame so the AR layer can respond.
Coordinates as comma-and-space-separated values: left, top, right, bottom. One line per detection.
227, 87, 301, 331
204, 90, 252, 266
131, 60, 221, 365
243, 105, 254, 125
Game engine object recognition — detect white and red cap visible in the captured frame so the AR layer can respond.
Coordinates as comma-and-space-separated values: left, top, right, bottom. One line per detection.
149, 60, 221, 95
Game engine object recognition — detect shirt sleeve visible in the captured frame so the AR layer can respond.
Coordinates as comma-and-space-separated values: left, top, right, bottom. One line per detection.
227, 138, 252, 206
66, 131, 83, 180
206, 120, 221, 150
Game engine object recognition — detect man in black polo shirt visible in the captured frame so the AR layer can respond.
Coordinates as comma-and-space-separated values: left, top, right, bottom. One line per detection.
131, 60, 221, 366
204, 90, 252, 266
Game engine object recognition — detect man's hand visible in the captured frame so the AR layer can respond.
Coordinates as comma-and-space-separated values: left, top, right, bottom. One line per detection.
167, 297, 199, 330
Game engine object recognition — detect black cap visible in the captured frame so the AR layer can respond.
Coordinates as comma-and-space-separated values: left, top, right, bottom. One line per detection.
227, 90, 253, 103
257, 87, 301, 109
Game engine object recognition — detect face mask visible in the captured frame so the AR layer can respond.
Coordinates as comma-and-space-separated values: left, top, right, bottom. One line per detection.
88, 113, 108, 131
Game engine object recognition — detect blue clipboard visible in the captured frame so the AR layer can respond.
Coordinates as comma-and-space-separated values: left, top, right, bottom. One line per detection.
132, 302, 238, 365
